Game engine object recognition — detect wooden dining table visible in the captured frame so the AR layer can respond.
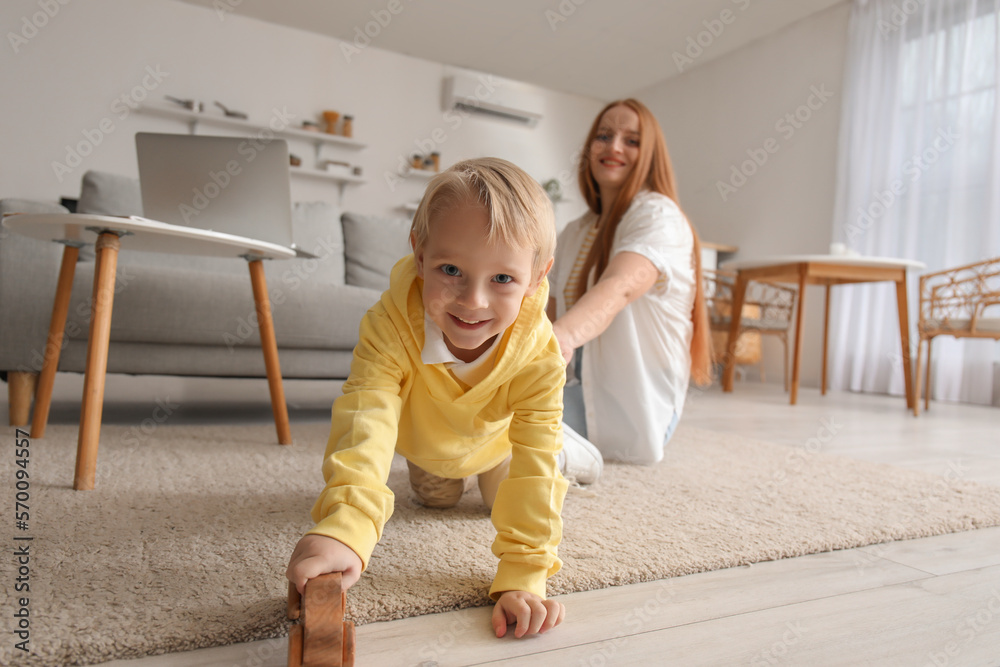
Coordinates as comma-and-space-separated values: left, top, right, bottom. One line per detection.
718, 254, 926, 407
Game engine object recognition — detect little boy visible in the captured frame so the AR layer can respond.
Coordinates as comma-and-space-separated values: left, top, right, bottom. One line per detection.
287, 158, 583, 638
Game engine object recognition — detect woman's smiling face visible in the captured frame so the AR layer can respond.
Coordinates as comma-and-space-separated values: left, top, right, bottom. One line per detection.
589, 104, 641, 200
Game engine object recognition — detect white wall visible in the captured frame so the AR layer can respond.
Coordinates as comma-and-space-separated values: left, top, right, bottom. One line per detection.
634, 2, 853, 389
1, 0, 601, 229
2, 0, 857, 394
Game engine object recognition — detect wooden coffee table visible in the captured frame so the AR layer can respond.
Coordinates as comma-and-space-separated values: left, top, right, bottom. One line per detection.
719, 254, 926, 408
3, 213, 297, 490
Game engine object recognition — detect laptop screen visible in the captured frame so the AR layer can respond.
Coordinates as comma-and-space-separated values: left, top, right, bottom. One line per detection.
135, 132, 294, 248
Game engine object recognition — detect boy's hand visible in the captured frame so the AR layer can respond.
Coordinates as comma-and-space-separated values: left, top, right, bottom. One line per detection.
286, 534, 363, 594
492, 590, 565, 638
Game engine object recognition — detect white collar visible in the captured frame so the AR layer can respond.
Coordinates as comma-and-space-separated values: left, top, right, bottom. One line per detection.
421, 314, 499, 372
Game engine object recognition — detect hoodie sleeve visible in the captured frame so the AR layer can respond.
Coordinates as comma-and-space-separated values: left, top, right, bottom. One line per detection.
488, 340, 569, 600
306, 305, 406, 570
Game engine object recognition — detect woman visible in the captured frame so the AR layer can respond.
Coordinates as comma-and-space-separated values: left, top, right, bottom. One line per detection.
548, 98, 712, 465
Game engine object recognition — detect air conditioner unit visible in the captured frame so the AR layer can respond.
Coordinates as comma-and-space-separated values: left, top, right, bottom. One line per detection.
442, 72, 543, 127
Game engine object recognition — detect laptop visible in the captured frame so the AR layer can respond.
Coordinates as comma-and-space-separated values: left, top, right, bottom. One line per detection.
135, 132, 315, 257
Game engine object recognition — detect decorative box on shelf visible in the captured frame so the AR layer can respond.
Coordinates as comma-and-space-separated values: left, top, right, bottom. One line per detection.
322, 161, 361, 179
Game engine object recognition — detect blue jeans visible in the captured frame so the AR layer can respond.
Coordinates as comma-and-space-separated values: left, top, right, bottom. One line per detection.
563, 349, 588, 437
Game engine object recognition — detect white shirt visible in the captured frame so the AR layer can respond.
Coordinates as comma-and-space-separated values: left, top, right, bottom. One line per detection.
551, 190, 695, 464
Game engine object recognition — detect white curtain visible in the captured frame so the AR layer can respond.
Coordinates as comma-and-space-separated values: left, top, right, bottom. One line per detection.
830, 0, 1000, 404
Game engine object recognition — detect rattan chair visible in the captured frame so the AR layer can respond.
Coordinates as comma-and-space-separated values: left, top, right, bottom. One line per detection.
914, 256, 1000, 416
704, 270, 797, 389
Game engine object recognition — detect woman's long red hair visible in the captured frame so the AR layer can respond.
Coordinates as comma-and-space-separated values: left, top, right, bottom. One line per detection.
575, 98, 713, 386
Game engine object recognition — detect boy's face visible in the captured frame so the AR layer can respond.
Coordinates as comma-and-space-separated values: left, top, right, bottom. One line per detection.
412, 201, 551, 364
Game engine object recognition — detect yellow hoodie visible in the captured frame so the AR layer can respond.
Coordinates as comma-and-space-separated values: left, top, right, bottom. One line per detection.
308, 255, 569, 600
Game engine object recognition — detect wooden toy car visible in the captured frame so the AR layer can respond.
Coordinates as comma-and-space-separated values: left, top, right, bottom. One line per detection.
287, 573, 355, 667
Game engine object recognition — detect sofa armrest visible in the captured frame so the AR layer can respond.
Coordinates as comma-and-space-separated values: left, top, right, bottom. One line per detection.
0, 199, 70, 374
1, 198, 70, 220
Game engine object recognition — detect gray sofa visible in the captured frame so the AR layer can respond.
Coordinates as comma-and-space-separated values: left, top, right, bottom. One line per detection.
1, 171, 413, 424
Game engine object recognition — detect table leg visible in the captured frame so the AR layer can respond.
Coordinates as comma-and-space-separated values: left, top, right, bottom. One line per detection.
722, 273, 749, 393
7, 372, 37, 426
821, 284, 831, 396
248, 259, 292, 445
75, 233, 120, 490
924, 340, 933, 412
913, 337, 924, 417
32, 244, 79, 438
790, 265, 808, 405
894, 276, 915, 410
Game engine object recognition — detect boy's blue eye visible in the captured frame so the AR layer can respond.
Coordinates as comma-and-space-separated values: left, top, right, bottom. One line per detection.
494, 274, 513, 284
441, 264, 461, 277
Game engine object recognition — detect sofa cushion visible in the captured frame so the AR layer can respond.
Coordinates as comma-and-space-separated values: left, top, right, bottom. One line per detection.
62, 263, 380, 350
0, 199, 70, 369
341, 212, 412, 291
77, 171, 144, 217
287, 201, 345, 286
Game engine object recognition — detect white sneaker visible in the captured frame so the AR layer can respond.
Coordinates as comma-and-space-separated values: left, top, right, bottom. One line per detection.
558, 422, 603, 485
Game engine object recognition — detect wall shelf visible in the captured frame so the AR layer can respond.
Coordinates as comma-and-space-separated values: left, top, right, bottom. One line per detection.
402, 167, 438, 180
137, 103, 368, 194
138, 104, 367, 151
291, 165, 366, 185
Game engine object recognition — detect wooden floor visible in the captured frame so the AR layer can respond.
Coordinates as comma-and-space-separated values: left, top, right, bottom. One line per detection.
7, 375, 1000, 666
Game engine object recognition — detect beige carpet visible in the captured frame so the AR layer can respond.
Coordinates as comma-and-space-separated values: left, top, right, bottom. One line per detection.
4, 421, 1000, 667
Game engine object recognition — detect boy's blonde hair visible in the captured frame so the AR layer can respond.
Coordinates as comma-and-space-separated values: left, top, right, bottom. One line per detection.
410, 157, 555, 274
